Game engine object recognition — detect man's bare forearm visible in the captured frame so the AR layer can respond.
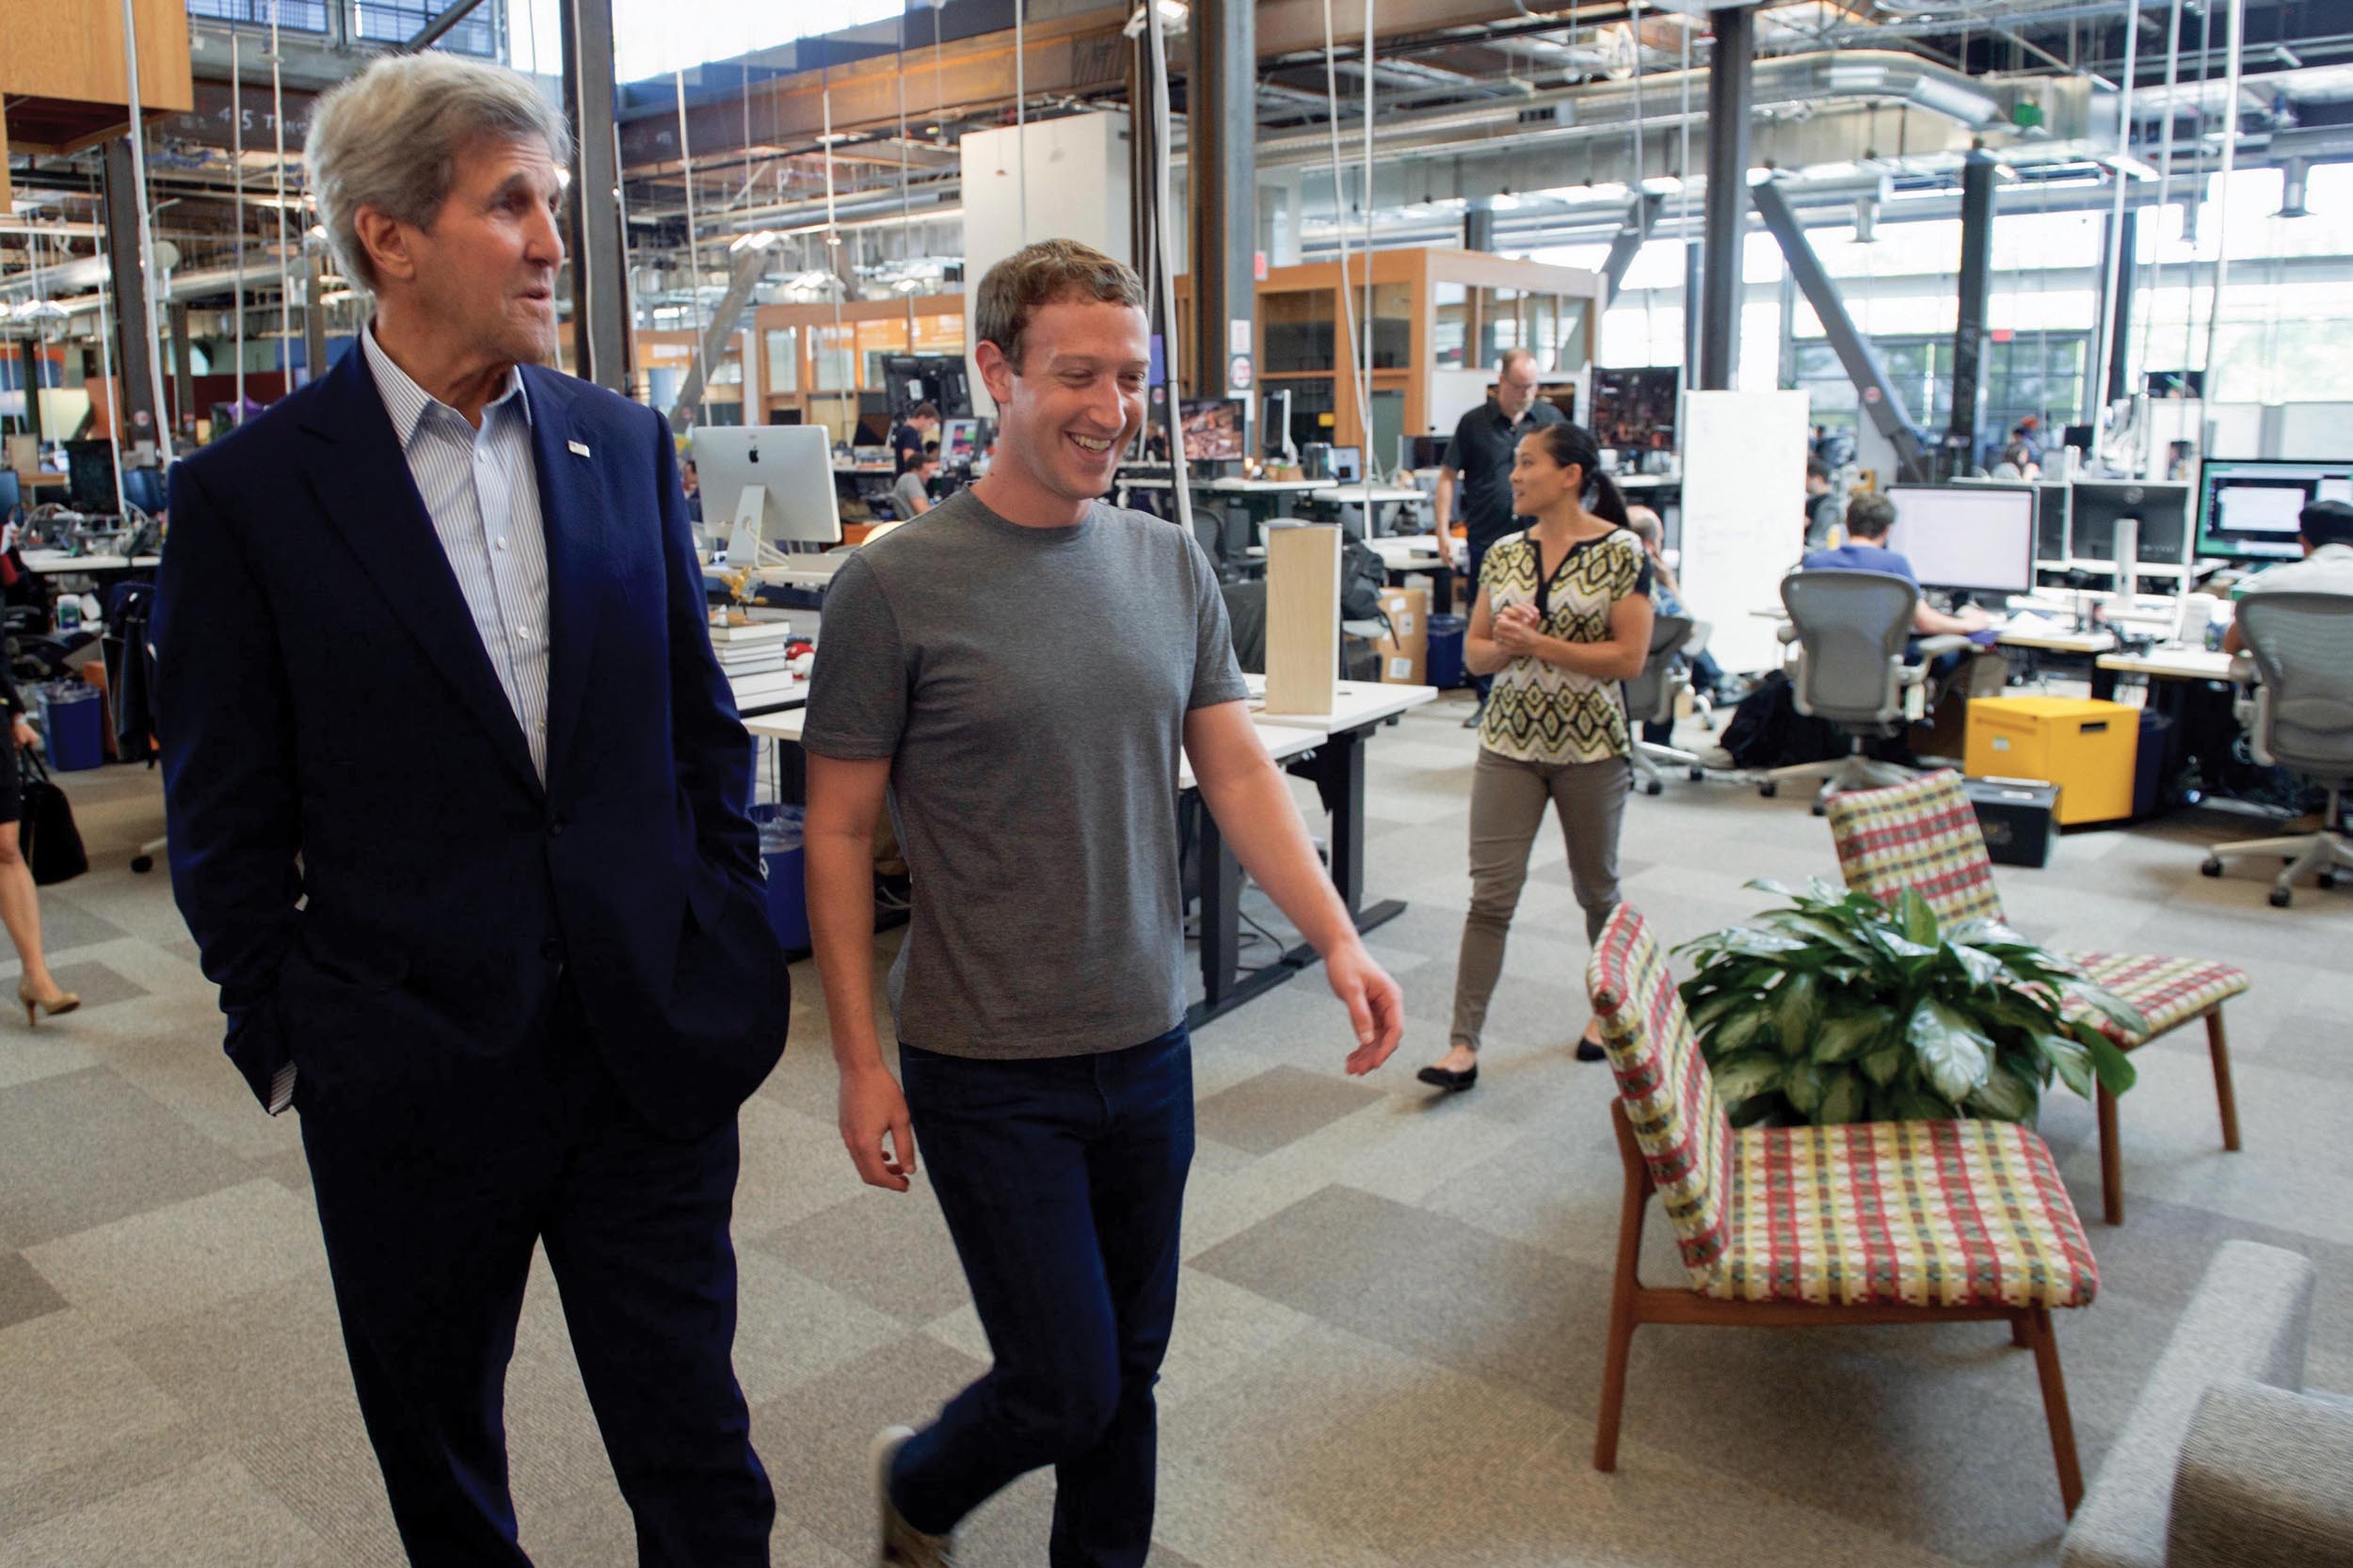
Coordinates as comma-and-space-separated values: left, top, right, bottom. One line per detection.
806, 831, 889, 1073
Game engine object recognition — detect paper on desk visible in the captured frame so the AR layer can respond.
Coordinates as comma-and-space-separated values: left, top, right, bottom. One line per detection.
2002, 610, 2062, 636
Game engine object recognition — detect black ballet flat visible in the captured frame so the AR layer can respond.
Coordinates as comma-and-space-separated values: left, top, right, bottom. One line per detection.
1576, 1032, 1609, 1063
1416, 1063, 1480, 1093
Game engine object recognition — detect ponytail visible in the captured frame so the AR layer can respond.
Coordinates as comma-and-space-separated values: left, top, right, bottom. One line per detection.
1528, 420, 1628, 528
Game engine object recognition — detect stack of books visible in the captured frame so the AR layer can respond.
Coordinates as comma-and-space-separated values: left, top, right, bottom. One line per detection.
710, 620, 794, 679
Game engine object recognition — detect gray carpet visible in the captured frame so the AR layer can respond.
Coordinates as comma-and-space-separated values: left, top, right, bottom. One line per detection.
2, 703, 2347, 1567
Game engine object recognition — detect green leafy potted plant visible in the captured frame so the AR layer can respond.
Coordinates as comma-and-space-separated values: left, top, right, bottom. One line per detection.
1674, 879, 2148, 1128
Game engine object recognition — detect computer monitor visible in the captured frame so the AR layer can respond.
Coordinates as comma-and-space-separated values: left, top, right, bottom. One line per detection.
940, 417, 981, 468
1882, 484, 2037, 595
1176, 397, 1245, 463
1405, 434, 1450, 470
64, 439, 117, 513
691, 424, 841, 563
2072, 480, 2191, 567
1589, 367, 1679, 453
1327, 445, 1362, 485
2195, 458, 2353, 562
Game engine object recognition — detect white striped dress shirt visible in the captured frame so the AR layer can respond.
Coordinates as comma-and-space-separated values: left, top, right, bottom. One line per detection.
360, 324, 553, 781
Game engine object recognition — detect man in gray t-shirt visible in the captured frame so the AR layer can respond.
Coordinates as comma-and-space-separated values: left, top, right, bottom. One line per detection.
890, 455, 936, 519
804, 239, 1402, 1567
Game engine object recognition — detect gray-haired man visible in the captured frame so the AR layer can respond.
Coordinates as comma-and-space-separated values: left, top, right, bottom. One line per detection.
155, 53, 785, 1566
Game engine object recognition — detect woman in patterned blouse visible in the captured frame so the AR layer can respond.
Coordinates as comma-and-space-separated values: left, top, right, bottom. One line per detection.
1417, 422, 1654, 1093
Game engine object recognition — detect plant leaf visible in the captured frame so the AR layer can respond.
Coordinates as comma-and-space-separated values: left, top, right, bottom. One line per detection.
1719, 927, 1813, 960
1710, 1052, 1786, 1107
1907, 999, 1992, 1104
1947, 917, 2042, 952
1688, 987, 1755, 1033
1773, 971, 1822, 1053
1896, 888, 1941, 947
2065, 979, 2153, 1041
1894, 1083, 1961, 1121
2080, 1030, 2140, 1096
1942, 941, 2008, 988
1744, 877, 1796, 900
1810, 1012, 1882, 1064
2037, 1032, 2094, 1099
1708, 1006, 1774, 1058
1818, 1069, 1867, 1125
1859, 1041, 1907, 1088
1965, 1061, 2039, 1121
1783, 1061, 1830, 1115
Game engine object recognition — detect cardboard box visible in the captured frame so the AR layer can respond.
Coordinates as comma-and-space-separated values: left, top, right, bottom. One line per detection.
1372, 586, 1430, 685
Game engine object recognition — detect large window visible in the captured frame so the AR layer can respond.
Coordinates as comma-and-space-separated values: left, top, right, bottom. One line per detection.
1791, 333, 2088, 453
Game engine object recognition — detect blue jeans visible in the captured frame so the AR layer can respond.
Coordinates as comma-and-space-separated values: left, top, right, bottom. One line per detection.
890, 1025, 1194, 1567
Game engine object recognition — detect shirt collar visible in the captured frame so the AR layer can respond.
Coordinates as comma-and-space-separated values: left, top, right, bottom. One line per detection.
360, 319, 533, 451
2308, 543, 2353, 564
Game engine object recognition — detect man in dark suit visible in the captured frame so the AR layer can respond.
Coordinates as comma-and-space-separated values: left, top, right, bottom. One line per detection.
155, 53, 788, 1567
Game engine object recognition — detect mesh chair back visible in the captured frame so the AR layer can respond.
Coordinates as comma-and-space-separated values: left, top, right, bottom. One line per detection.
1782, 569, 1917, 724
0, 470, 19, 524
2236, 591, 2353, 786
1587, 905, 1732, 1288
121, 468, 166, 515
1625, 613, 1693, 727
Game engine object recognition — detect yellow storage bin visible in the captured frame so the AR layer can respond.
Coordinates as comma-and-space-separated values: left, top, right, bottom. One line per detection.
1962, 696, 2138, 826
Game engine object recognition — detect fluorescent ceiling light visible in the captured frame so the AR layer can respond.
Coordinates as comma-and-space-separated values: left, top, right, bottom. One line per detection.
1640, 175, 1683, 195
1123, 0, 1187, 39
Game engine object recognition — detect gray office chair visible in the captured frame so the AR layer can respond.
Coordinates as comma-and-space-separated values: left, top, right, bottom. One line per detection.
1759, 568, 1966, 815
1626, 613, 1705, 795
2200, 591, 2353, 907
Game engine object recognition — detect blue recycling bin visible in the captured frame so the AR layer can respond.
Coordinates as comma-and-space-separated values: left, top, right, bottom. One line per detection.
748, 804, 810, 952
39, 680, 105, 772
1426, 614, 1468, 690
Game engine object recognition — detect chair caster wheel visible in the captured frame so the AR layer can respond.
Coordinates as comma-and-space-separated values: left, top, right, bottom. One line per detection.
2319, 872, 2339, 889
1644, 780, 1664, 797
1810, 801, 1828, 818
1689, 768, 1705, 782
1759, 782, 1778, 798
130, 856, 153, 874
2269, 888, 2293, 908
2200, 858, 2223, 877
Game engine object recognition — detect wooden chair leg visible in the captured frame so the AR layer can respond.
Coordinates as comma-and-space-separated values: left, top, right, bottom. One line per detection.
2205, 1009, 2243, 1153
2023, 1307, 2086, 1517
2010, 1315, 2031, 1348
1594, 1304, 1635, 1473
2097, 1083, 2123, 1225
1595, 1106, 1648, 1474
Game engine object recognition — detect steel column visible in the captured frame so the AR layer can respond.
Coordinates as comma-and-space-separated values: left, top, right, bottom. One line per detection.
1600, 192, 1663, 307
558, 0, 631, 392
1188, 0, 1256, 400
101, 138, 160, 447
168, 302, 194, 437
1683, 242, 1702, 388
1463, 205, 1497, 252
20, 344, 44, 444
1698, 2, 1753, 390
1948, 151, 1995, 468
1751, 180, 1929, 482
2102, 210, 2137, 405
304, 249, 330, 387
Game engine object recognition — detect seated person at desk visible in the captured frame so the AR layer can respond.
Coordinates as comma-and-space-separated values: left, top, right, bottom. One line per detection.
681, 456, 702, 523
1624, 505, 1725, 722
893, 453, 939, 519
1802, 458, 1840, 551
1804, 491, 1993, 675
2222, 498, 2353, 655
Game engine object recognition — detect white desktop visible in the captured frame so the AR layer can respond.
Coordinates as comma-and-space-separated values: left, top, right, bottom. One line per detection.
692, 424, 842, 568
1882, 484, 2038, 595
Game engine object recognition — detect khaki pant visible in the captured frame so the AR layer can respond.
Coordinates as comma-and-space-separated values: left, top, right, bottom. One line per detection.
1449, 747, 1629, 1050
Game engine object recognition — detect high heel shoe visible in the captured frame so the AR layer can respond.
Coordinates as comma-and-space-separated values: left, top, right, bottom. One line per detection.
20, 985, 79, 1026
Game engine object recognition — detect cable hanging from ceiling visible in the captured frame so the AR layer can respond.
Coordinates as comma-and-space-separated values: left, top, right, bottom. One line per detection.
1143, 0, 1193, 540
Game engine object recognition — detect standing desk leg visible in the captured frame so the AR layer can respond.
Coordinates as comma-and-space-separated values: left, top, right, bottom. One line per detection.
1186, 792, 1298, 1029
1283, 726, 1408, 965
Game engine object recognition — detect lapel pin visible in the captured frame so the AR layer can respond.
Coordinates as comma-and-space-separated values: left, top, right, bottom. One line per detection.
568, 439, 592, 457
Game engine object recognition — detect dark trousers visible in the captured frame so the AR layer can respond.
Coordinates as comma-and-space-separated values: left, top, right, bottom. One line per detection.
1466, 537, 1496, 702
298, 983, 772, 1567
890, 1026, 1194, 1568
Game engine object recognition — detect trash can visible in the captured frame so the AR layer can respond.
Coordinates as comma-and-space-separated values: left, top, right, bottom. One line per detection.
1427, 614, 1468, 689
2132, 708, 2175, 819
38, 680, 104, 773
748, 804, 810, 952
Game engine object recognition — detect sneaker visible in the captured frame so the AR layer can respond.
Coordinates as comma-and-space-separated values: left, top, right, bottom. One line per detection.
872, 1426, 959, 1566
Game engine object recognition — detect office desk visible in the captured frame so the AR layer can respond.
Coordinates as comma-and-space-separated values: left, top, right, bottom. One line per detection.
729, 671, 809, 717
1366, 535, 1454, 615
21, 551, 162, 575
2096, 647, 2242, 682
1308, 485, 1424, 505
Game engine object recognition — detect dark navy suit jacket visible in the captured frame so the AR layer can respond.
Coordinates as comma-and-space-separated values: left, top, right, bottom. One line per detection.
156, 345, 789, 1138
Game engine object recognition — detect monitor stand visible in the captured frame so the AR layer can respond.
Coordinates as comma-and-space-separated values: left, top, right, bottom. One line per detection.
727, 484, 792, 570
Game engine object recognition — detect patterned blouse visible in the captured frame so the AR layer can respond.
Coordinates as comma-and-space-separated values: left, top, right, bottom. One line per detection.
1477, 527, 1652, 765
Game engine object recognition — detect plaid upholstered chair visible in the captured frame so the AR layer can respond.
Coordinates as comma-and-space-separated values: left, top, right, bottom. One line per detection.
1824, 770, 2247, 1225
1585, 904, 2098, 1517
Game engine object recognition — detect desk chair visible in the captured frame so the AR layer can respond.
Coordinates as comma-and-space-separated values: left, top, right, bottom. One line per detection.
1827, 770, 2248, 1225
0, 470, 21, 527
120, 467, 166, 516
1585, 904, 2095, 1517
2200, 591, 2353, 907
1757, 568, 1966, 815
1625, 612, 1705, 794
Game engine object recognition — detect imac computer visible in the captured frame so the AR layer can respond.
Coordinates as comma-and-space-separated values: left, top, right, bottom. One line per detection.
2195, 458, 2353, 562
692, 425, 841, 566
2072, 479, 2191, 569
1326, 445, 1363, 484
1176, 397, 1246, 463
1882, 484, 2037, 596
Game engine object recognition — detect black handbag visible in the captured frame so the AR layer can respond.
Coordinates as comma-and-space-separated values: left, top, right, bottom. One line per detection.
19, 745, 88, 886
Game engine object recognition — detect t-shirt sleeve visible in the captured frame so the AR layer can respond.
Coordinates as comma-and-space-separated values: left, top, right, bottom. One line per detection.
801, 552, 909, 760
1443, 408, 1477, 472
1184, 534, 1250, 711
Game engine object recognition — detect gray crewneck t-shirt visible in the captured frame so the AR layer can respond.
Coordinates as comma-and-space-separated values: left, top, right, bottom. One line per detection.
803, 486, 1249, 1058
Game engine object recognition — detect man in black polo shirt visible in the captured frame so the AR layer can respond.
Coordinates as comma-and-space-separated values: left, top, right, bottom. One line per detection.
1435, 348, 1564, 721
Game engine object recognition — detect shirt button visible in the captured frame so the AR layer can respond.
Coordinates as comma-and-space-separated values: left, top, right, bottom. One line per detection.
476, 450, 490, 465
496, 536, 509, 551
518, 627, 533, 642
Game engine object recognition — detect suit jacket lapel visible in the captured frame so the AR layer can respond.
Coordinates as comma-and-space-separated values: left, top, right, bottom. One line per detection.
524, 366, 603, 791
299, 348, 544, 799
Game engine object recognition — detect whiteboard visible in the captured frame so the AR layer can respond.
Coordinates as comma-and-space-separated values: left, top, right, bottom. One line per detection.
1676, 390, 1812, 674
2272, 403, 2353, 461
